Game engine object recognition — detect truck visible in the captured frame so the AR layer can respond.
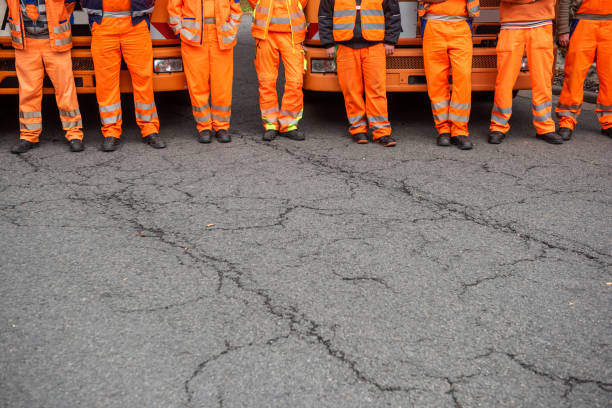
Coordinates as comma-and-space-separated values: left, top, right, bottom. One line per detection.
302, 0, 531, 93
0, 0, 186, 94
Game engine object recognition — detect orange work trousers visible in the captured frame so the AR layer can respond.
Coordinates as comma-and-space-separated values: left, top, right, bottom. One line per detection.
91, 18, 159, 139
15, 38, 83, 143
182, 25, 233, 132
556, 19, 612, 131
423, 19, 473, 137
490, 24, 555, 135
336, 43, 391, 140
254, 32, 305, 132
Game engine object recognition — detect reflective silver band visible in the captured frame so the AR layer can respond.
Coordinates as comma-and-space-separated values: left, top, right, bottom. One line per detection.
100, 102, 121, 113
222, 35, 236, 43
168, 16, 181, 24
212, 113, 230, 121
367, 115, 388, 123
556, 110, 578, 118
491, 113, 509, 124
184, 19, 202, 28
104, 10, 131, 17
60, 109, 80, 117
101, 114, 122, 125
9, 22, 21, 32
212, 104, 231, 112
433, 113, 449, 121
361, 9, 384, 16
280, 109, 301, 118
333, 10, 355, 17
431, 100, 449, 110
557, 103, 581, 110
62, 120, 83, 128
576, 13, 612, 21
532, 101, 552, 111
135, 101, 156, 110
135, 112, 158, 121
231, 13, 241, 20
132, 7, 155, 16
82, 8, 103, 15
254, 19, 267, 27
203, 18, 215, 25
532, 112, 552, 122
493, 105, 512, 115
371, 123, 391, 130
596, 104, 612, 111
350, 120, 367, 129
53, 22, 71, 34
450, 101, 470, 110
19, 111, 42, 119
180, 29, 200, 42
270, 17, 290, 24
194, 114, 211, 123
255, 5, 269, 14
55, 36, 72, 46
192, 104, 210, 113
20, 122, 42, 130
449, 113, 469, 122
424, 14, 468, 21
261, 106, 280, 115
348, 115, 365, 124
362, 23, 385, 30
292, 23, 306, 31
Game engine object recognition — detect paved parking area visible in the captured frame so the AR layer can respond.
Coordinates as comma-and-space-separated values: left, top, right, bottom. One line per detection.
1, 22, 611, 408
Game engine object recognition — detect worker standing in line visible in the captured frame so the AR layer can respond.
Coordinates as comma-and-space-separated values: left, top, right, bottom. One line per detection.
81, 0, 166, 151
556, 0, 611, 140
249, 0, 308, 142
488, 0, 562, 145
318, 0, 401, 146
419, 0, 479, 150
168, 0, 242, 143
8, 0, 84, 154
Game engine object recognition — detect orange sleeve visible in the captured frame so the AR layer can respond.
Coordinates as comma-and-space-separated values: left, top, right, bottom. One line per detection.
167, 0, 183, 35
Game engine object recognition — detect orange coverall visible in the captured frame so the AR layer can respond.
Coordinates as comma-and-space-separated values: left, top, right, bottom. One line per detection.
556, 0, 612, 131
90, 0, 159, 139
168, 0, 242, 132
421, 0, 478, 137
490, 0, 556, 136
249, 0, 308, 132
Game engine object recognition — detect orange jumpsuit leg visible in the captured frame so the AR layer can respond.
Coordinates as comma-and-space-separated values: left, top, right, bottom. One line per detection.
423, 20, 452, 135
556, 20, 597, 130
595, 21, 612, 130
362, 43, 391, 140
42, 47, 84, 141
15, 39, 44, 143
182, 41, 213, 132
336, 45, 367, 136
255, 37, 281, 131
91, 23, 123, 139
447, 21, 473, 137
209, 26, 234, 132
490, 28, 525, 134
121, 20, 159, 138
277, 33, 304, 132
525, 25, 555, 135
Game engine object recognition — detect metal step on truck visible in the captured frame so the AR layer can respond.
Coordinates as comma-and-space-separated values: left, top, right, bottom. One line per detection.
0, 0, 186, 94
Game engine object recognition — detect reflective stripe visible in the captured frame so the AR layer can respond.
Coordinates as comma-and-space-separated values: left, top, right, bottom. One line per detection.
361, 9, 384, 16
491, 113, 508, 124
231, 13, 241, 20
53, 22, 71, 34
533, 112, 552, 122
596, 104, 612, 111
104, 10, 131, 17
424, 14, 468, 21
20, 122, 42, 130
168, 16, 181, 24
180, 29, 201, 42
254, 19, 267, 27
222, 35, 236, 43
221, 23, 233, 31
195, 114, 211, 123
132, 7, 154, 16
292, 23, 306, 32
279, 117, 300, 125
350, 120, 367, 129
9, 22, 21, 32
367, 115, 388, 123
556, 110, 578, 118
362, 23, 385, 30
371, 123, 391, 130
492, 105, 512, 115
433, 113, 449, 121
212, 113, 230, 121
203, 18, 215, 25
192, 104, 210, 113
576, 13, 612, 21
333, 10, 356, 17
55, 36, 72, 46
135, 101, 156, 110
19, 111, 42, 119
100, 102, 121, 113
532, 101, 552, 111
431, 100, 449, 110
348, 115, 365, 124
255, 5, 269, 14
60, 109, 80, 117
12, 35, 23, 44
101, 114, 122, 125
135, 112, 158, 121
450, 101, 470, 110
333, 23, 354, 30
62, 120, 82, 128
557, 103, 581, 110
212, 104, 231, 113
184, 19, 202, 28
262, 106, 280, 115
290, 11, 303, 19
82, 7, 103, 15
171, 24, 182, 33
270, 17, 290, 24
449, 113, 469, 122
280, 109, 301, 118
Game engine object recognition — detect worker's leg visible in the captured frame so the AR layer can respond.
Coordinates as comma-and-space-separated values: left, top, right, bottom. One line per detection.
254, 35, 281, 131
15, 38, 45, 143
182, 41, 213, 132
278, 33, 305, 132
448, 21, 473, 137
362, 43, 391, 141
525, 24, 555, 135
423, 19, 451, 135
336, 45, 367, 136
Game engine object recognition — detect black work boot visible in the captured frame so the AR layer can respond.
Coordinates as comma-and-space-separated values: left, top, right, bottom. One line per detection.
437, 133, 451, 146
376, 135, 397, 147
558, 127, 573, 141
536, 132, 563, 144
143, 133, 167, 149
602, 128, 612, 138
198, 129, 212, 144
488, 131, 506, 144
102, 137, 120, 152
280, 129, 305, 141
11, 139, 39, 154
263, 129, 278, 141
352, 133, 368, 144
69, 138, 84, 152
215, 129, 231, 143
451, 135, 473, 150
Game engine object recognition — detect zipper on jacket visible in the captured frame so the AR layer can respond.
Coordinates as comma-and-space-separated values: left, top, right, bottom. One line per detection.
200, 0, 204, 45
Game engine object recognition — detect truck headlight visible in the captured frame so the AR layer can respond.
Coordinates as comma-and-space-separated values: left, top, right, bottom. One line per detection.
153, 58, 184, 73
311, 59, 337, 74
520, 57, 529, 72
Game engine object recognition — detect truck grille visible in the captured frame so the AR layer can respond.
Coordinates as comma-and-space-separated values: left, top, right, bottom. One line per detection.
386, 55, 497, 70
479, 0, 500, 7
1, 57, 100, 71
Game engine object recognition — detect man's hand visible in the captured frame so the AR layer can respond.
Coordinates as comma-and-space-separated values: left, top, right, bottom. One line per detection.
325, 47, 335, 59
558, 33, 569, 48
384, 44, 395, 56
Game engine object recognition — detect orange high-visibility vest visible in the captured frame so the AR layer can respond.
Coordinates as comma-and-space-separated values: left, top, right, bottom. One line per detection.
168, 0, 242, 49
417, 0, 480, 18
577, 0, 612, 16
332, 0, 386, 42
251, 0, 307, 43
7, 0, 75, 51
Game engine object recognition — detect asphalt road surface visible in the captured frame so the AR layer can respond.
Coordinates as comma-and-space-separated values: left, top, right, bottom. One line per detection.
1, 19, 611, 408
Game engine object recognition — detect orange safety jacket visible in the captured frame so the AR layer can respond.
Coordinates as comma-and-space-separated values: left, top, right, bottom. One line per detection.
417, 0, 480, 18
168, 0, 242, 49
576, 0, 612, 18
250, 0, 307, 43
7, 0, 75, 51
332, 0, 388, 41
